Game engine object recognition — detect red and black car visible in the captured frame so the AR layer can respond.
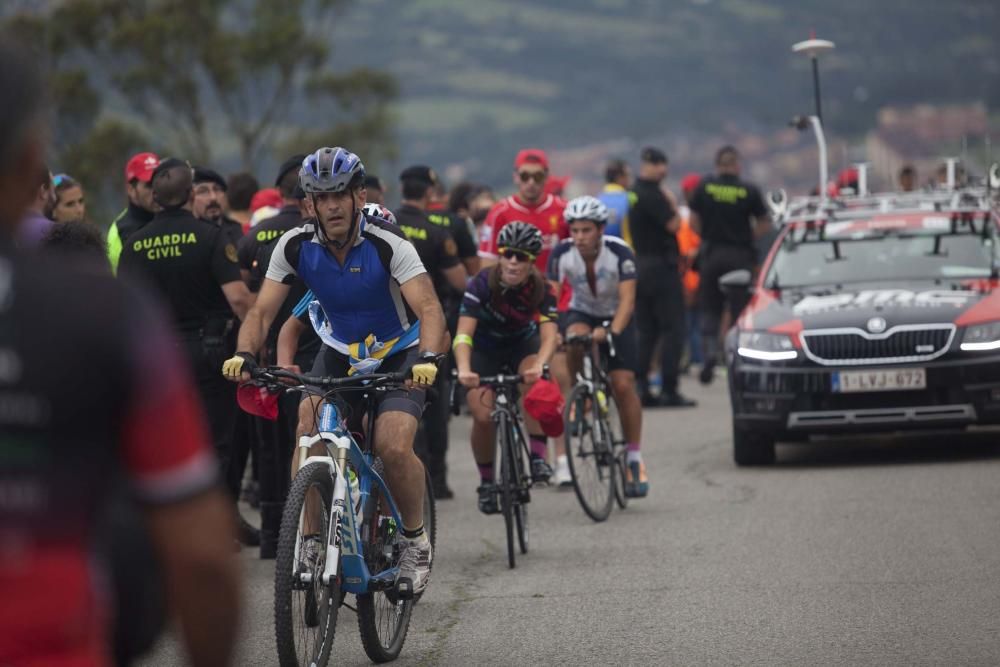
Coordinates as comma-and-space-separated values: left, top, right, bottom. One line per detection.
724, 187, 1000, 465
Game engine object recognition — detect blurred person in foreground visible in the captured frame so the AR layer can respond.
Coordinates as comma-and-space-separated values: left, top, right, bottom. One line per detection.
0, 42, 239, 666
47, 173, 87, 223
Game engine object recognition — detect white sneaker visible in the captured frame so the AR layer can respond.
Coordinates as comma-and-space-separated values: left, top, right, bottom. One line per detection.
396, 533, 432, 598
555, 456, 572, 488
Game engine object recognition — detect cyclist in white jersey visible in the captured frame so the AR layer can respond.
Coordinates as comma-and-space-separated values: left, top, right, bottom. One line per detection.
547, 196, 648, 497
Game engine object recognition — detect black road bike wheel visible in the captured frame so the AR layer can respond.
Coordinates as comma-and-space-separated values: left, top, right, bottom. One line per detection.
605, 392, 629, 510
274, 462, 339, 667
510, 425, 529, 555
497, 412, 517, 569
564, 384, 614, 522
357, 460, 414, 663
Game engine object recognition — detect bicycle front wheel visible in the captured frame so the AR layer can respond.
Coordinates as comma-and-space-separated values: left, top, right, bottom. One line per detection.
606, 393, 629, 510
564, 384, 614, 522
274, 462, 339, 667
510, 426, 529, 555
497, 412, 517, 569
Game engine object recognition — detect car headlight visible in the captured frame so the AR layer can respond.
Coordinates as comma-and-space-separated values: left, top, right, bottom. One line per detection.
737, 331, 798, 361
961, 321, 1000, 351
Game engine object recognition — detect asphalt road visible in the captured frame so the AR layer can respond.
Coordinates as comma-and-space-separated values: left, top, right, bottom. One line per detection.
142, 377, 1000, 666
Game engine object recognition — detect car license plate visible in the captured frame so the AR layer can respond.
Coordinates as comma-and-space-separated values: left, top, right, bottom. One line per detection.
832, 368, 927, 393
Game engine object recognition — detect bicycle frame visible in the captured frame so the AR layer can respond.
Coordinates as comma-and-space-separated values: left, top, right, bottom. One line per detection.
295, 401, 403, 595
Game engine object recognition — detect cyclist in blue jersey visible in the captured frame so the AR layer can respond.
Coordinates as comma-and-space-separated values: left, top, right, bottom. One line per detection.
223, 147, 446, 594
548, 196, 648, 497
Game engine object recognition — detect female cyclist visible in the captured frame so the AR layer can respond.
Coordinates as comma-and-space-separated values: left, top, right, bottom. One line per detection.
454, 221, 559, 514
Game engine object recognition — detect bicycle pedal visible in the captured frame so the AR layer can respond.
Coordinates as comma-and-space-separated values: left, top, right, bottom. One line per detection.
395, 577, 415, 600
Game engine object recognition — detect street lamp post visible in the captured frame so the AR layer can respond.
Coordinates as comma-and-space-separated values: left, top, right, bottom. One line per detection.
792, 36, 835, 125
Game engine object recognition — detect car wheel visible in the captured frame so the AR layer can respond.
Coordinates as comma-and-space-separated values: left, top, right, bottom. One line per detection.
733, 423, 776, 466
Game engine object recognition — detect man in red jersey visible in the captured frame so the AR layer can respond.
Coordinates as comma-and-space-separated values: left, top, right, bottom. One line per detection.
479, 148, 568, 272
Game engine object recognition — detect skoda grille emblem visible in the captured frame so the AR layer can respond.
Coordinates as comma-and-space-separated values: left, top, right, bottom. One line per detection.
867, 317, 887, 334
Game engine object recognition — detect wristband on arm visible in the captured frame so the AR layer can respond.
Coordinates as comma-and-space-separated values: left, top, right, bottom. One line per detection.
453, 334, 474, 350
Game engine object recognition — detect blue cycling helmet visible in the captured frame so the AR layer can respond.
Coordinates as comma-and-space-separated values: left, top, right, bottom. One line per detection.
300, 147, 366, 194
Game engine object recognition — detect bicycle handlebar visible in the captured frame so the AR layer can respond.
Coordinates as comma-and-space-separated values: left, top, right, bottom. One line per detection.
564, 323, 617, 358
250, 366, 409, 389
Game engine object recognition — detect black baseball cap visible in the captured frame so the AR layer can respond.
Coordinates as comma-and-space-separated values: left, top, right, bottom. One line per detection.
193, 166, 227, 191
640, 146, 668, 164
399, 165, 438, 186
275, 153, 307, 186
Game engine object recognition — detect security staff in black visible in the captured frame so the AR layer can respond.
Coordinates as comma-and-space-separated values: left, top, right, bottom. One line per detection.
192, 166, 244, 242
689, 145, 770, 385
234, 154, 320, 556
427, 208, 480, 276
118, 158, 254, 496
630, 147, 696, 408
397, 165, 468, 499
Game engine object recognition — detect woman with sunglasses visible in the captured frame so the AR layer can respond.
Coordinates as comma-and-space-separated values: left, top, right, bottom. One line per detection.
454, 221, 560, 514
46, 173, 87, 223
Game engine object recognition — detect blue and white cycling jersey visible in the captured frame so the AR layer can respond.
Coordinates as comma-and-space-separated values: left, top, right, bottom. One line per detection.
267, 215, 426, 370
547, 236, 637, 318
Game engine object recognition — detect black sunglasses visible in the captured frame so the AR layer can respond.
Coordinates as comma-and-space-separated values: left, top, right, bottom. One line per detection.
518, 171, 546, 184
499, 247, 536, 263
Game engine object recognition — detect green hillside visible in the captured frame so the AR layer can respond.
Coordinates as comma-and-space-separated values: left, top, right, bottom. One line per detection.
325, 0, 999, 185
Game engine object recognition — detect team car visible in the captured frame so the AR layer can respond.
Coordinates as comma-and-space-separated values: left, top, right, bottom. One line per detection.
725, 166, 1000, 465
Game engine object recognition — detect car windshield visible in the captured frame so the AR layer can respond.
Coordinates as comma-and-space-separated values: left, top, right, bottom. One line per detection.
766, 229, 998, 289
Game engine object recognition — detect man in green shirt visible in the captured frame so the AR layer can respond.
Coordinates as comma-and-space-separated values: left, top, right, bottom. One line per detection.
106, 151, 160, 273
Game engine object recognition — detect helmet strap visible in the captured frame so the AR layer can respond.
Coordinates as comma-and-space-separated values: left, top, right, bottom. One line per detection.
326, 189, 361, 251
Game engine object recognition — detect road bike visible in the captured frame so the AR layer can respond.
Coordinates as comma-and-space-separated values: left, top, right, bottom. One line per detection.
251, 367, 436, 665
563, 331, 629, 522
453, 369, 533, 568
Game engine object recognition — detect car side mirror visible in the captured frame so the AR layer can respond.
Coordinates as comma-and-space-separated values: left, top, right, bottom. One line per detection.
719, 269, 753, 296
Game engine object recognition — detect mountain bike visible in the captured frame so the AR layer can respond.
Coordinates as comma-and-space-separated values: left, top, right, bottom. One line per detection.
251, 367, 436, 666
563, 330, 629, 522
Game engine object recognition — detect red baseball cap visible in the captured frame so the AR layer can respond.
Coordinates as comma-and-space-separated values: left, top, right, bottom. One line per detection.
237, 382, 280, 420
125, 152, 160, 183
523, 378, 565, 437
514, 148, 549, 171
250, 187, 283, 213
680, 173, 701, 196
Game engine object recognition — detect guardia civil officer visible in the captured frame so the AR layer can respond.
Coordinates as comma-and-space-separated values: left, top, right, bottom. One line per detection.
689, 145, 771, 385
396, 165, 468, 499
119, 158, 254, 489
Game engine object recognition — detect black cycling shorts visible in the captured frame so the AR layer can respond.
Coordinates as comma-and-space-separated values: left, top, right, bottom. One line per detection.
561, 310, 638, 374
306, 345, 425, 425
471, 332, 541, 377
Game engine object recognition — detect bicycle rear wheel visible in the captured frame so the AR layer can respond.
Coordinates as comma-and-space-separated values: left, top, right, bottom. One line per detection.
274, 462, 339, 667
357, 465, 414, 663
497, 413, 516, 569
564, 384, 614, 522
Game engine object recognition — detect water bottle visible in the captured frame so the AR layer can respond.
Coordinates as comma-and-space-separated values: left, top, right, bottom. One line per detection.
596, 389, 609, 416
